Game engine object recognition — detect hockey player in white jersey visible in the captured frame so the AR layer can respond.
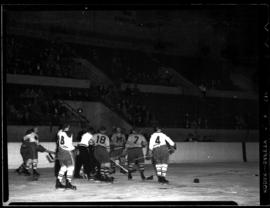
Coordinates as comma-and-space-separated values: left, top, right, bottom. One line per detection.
148, 127, 176, 184
55, 124, 77, 190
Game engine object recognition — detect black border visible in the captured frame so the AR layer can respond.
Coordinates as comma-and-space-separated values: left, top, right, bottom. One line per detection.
2, 2, 270, 207
258, 2, 270, 205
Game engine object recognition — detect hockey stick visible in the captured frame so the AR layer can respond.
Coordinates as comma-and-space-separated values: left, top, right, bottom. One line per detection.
110, 159, 129, 174
134, 155, 153, 161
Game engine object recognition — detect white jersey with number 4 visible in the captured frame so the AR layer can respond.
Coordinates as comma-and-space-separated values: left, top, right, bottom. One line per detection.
57, 130, 75, 151
149, 132, 175, 150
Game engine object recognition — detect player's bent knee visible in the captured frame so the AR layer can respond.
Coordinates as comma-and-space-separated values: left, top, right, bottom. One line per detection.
104, 162, 111, 168
67, 166, 74, 172
60, 166, 67, 172
26, 159, 32, 165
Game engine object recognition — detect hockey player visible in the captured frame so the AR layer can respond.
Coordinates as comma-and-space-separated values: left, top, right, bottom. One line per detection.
16, 128, 35, 176
125, 128, 147, 180
20, 127, 40, 177
91, 126, 113, 182
16, 127, 55, 177
148, 127, 176, 184
74, 126, 94, 179
110, 127, 126, 174
55, 124, 77, 190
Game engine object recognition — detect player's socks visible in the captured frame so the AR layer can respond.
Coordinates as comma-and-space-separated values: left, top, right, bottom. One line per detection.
55, 178, 65, 189
155, 164, 162, 178
140, 171, 146, 180
161, 164, 168, 178
111, 162, 116, 173
128, 163, 135, 178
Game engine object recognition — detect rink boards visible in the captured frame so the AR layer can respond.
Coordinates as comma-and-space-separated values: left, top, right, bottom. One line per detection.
7, 142, 259, 169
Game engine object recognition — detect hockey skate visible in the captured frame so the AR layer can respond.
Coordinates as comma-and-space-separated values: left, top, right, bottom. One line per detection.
33, 169, 40, 176
162, 177, 169, 184
128, 172, 132, 180
23, 169, 31, 176
159, 176, 169, 184
15, 167, 24, 175
65, 180, 77, 190
55, 179, 65, 189
146, 175, 154, 180
104, 176, 114, 183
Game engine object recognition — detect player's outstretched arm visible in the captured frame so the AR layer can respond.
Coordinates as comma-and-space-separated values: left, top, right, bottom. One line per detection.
45, 149, 56, 154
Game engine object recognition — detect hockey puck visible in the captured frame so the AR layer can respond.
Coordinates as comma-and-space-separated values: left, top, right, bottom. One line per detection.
193, 178, 200, 183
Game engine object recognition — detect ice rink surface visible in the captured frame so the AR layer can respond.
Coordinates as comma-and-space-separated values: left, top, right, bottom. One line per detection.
7, 162, 259, 206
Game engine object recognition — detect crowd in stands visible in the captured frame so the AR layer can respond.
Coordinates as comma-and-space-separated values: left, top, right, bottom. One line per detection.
6, 84, 257, 129
6, 36, 89, 79
116, 85, 154, 126
71, 43, 176, 86
7, 35, 240, 91
6, 35, 258, 129
6, 84, 113, 125
6, 85, 72, 125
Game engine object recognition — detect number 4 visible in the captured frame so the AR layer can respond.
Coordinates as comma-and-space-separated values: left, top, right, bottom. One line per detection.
155, 136, 160, 144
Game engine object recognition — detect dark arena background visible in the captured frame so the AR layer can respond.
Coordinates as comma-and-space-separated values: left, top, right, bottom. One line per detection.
2, 3, 269, 206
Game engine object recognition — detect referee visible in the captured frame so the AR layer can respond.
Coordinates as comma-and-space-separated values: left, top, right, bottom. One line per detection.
74, 126, 94, 179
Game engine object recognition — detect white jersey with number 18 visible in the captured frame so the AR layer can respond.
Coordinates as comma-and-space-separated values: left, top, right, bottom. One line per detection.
92, 133, 110, 150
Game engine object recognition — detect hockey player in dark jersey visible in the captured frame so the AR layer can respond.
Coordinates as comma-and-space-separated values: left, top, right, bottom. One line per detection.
110, 127, 126, 174
16, 127, 55, 177
91, 126, 114, 182
125, 129, 148, 180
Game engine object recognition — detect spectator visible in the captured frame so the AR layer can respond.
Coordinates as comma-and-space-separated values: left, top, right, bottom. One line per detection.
199, 83, 207, 97
185, 113, 190, 128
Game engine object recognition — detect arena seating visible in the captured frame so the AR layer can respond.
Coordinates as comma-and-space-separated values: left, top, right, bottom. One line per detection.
151, 53, 240, 91
6, 35, 258, 129
134, 92, 258, 129
6, 35, 89, 79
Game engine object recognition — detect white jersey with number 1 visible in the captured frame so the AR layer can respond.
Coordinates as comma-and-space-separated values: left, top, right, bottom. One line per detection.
149, 132, 175, 151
